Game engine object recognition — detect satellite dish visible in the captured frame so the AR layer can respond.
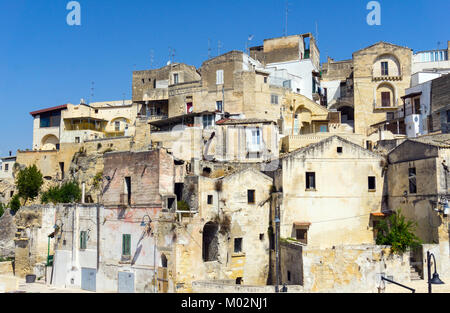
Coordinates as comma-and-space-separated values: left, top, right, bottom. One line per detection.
167, 60, 172, 65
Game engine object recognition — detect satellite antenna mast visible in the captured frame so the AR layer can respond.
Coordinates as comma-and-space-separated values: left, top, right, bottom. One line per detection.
315, 21, 319, 46
208, 39, 212, 59
284, 0, 290, 36
150, 49, 154, 68
437, 41, 441, 69
218, 40, 222, 56
89, 81, 95, 104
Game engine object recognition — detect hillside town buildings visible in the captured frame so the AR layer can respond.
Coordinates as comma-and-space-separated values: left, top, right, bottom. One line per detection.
0, 33, 449, 294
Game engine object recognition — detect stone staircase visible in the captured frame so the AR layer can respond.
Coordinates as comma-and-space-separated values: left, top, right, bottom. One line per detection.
410, 266, 422, 281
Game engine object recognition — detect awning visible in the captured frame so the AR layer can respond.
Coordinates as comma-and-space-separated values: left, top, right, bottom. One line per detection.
293, 222, 311, 228
401, 92, 422, 100
30, 104, 68, 116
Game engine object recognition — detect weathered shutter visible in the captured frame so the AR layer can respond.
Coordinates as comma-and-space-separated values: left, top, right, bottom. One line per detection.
123, 234, 131, 256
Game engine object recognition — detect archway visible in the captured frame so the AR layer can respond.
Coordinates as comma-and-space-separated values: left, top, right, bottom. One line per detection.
202, 222, 219, 262
41, 134, 59, 150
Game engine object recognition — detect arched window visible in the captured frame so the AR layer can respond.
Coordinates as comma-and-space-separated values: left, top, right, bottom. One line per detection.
376, 83, 396, 108
202, 222, 219, 262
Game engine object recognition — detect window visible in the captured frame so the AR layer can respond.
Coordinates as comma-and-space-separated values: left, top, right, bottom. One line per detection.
124, 177, 131, 205
173, 73, 179, 84
203, 115, 214, 129
368, 176, 376, 191
409, 168, 417, 194
337, 147, 343, 154
259, 233, 264, 241
271, 94, 279, 105
296, 229, 308, 244
216, 70, 224, 85
251, 129, 261, 146
80, 231, 88, 250
414, 98, 421, 114
381, 62, 389, 76
306, 172, 316, 190
319, 125, 328, 133
10, 191, 14, 197
234, 238, 243, 253
287, 271, 291, 282
122, 234, 131, 257
202, 222, 219, 262
59, 162, 65, 180
387, 112, 394, 120
39, 111, 61, 128
207, 195, 213, 205
381, 92, 391, 107
447, 110, 450, 123
248, 190, 255, 204
264, 77, 268, 84
4, 164, 8, 172
115, 121, 121, 131
75, 137, 80, 143
216, 101, 223, 112
95, 109, 99, 114
236, 277, 243, 285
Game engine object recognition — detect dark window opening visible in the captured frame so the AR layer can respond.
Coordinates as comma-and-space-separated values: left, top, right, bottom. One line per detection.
175, 183, 184, 201
161, 254, 168, 268
59, 162, 65, 180
287, 271, 291, 282
75, 137, 80, 143
296, 229, 308, 244
202, 222, 219, 262
207, 195, 213, 205
409, 168, 417, 194
202, 167, 212, 177
39, 111, 61, 128
247, 190, 255, 204
234, 238, 243, 253
259, 233, 264, 241
236, 277, 243, 285
167, 197, 176, 211
368, 176, 376, 191
414, 98, 421, 115
337, 147, 343, 154
306, 172, 316, 190
125, 177, 131, 206
10, 191, 14, 197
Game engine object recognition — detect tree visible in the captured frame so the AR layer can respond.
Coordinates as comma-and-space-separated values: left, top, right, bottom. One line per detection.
375, 210, 421, 254
16, 165, 44, 204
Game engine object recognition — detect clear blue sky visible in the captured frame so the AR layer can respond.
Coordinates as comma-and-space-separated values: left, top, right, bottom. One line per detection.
0, 0, 449, 155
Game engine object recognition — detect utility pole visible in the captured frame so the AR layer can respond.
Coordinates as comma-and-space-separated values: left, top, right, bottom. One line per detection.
208, 39, 212, 59
274, 193, 281, 293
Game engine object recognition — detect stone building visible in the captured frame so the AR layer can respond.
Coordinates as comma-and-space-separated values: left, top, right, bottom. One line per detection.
0, 155, 17, 204
321, 42, 413, 141
273, 136, 387, 249
97, 149, 176, 293
30, 100, 135, 150
386, 136, 450, 276
172, 167, 273, 292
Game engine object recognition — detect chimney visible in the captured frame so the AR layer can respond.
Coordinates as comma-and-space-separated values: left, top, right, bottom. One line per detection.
9, 151, 12, 156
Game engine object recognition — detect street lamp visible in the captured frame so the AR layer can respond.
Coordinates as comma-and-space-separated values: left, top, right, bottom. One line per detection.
427, 251, 445, 293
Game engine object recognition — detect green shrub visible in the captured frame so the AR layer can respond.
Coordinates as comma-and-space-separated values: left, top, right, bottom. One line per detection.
0, 203, 5, 218
9, 194, 21, 214
376, 210, 421, 254
41, 181, 82, 204
177, 200, 190, 211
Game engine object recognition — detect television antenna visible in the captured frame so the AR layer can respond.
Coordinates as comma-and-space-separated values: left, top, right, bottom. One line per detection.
218, 41, 222, 56
284, 1, 291, 37
208, 39, 212, 59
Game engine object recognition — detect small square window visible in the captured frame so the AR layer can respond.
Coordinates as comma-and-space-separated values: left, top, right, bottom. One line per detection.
368, 176, 376, 191
247, 190, 255, 204
234, 238, 243, 253
207, 195, 213, 205
80, 231, 88, 250
259, 233, 264, 240
264, 77, 268, 83
75, 137, 80, 143
337, 147, 343, 153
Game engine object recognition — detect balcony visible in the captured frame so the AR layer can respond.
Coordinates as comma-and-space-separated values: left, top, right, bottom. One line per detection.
105, 131, 126, 138
373, 75, 402, 82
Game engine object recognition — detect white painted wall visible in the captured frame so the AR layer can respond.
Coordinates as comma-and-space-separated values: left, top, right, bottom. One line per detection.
321, 80, 341, 108
404, 81, 432, 137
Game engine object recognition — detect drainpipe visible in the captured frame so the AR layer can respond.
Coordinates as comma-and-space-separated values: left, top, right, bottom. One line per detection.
82, 183, 86, 204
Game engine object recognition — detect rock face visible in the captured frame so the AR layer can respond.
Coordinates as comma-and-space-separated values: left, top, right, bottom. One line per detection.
0, 209, 17, 258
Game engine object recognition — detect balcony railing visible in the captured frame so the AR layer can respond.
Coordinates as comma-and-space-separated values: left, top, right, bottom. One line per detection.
105, 131, 125, 138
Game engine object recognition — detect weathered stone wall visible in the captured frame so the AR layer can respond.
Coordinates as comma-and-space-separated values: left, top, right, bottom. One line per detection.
0, 209, 16, 258
191, 280, 304, 293
301, 245, 411, 293
431, 74, 450, 133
